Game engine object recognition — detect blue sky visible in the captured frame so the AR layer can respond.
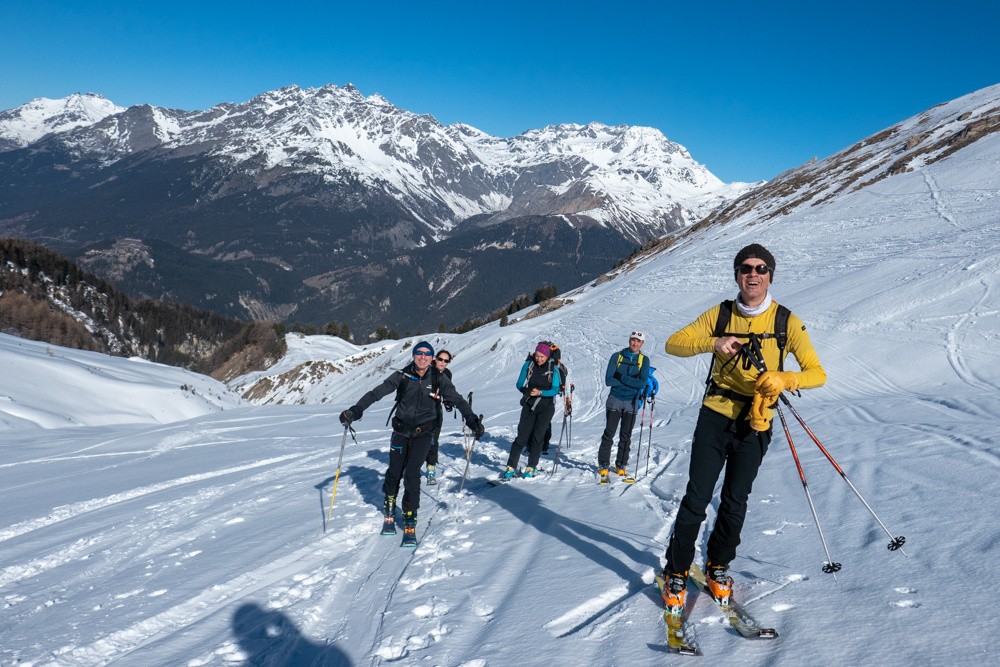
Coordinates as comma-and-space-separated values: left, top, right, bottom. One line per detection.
2, 1, 997, 182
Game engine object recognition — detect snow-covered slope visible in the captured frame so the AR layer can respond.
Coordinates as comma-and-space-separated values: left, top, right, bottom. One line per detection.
708, 82, 1000, 226
0, 334, 243, 430
2, 87, 999, 665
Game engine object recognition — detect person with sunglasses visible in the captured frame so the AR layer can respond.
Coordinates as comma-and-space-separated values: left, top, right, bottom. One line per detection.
423, 350, 454, 484
658, 243, 826, 616
339, 341, 483, 546
598, 331, 651, 484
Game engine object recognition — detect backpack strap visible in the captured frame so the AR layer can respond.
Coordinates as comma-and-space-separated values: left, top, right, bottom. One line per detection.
704, 300, 793, 403
386, 369, 410, 426
616, 352, 644, 370
773, 304, 790, 371
386, 367, 442, 426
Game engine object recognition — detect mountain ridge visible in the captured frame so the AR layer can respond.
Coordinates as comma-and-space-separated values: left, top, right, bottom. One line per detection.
0, 83, 751, 334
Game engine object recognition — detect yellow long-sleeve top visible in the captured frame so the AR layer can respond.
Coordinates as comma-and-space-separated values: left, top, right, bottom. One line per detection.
666, 300, 826, 423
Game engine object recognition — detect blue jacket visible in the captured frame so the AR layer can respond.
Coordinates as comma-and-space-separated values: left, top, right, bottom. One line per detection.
638, 367, 659, 410
605, 349, 650, 403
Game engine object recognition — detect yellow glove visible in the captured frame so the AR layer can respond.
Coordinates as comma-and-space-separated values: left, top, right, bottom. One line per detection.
755, 371, 799, 401
749, 392, 771, 431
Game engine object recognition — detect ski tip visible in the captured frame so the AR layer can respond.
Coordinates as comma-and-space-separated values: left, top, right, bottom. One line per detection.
756, 628, 778, 639
669, 645, 700, 657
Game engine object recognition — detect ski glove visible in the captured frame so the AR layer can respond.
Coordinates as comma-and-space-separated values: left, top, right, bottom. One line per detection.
749, 393, 771, 432
339, 408, 359, 426
466, 414, 485, 439
755, 371, 799, 402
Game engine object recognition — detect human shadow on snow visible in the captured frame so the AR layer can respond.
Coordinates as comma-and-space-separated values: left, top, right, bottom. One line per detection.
480, 483, 661, 636
315, 464, 383, 531
482, 482, 659, 579
231, 602, 353, 666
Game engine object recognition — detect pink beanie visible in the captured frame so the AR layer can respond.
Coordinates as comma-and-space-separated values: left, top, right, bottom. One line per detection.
535, 342, 551, 357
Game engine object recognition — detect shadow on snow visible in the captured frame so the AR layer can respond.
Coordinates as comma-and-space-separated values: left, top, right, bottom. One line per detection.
232, 602, 352, 666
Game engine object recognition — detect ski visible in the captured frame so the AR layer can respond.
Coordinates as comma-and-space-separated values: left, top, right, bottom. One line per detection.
427, 475, 438, 486
623, 476, 636, 484
688, 564, 778, 640
401, 524, 417, 548
598, 474, 609, 485
655, 574, 700, 656
380, 514, 397, 536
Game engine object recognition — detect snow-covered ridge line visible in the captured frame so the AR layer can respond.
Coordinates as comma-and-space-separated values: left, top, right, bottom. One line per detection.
0, 84, 749, 238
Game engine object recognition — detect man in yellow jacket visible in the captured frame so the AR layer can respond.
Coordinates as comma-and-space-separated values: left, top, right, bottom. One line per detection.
660, 243, 826, 615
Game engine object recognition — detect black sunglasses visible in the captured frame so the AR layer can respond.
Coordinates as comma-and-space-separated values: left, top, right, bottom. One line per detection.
436, 356, 451, 363
738, 263, 771, 275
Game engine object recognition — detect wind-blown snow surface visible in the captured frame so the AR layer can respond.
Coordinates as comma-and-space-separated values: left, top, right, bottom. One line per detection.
3, 134, 999, 665
0, 337, 241, 431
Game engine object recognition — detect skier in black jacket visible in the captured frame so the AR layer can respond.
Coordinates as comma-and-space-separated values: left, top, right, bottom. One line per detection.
339, 341, 483, 542
424, 349, 454, 484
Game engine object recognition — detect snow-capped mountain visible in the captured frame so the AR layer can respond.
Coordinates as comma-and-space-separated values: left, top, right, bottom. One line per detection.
0, 92, 124, 151
454, 122, 747, 238
1, 84, 736, 240
0, 84, 749, 334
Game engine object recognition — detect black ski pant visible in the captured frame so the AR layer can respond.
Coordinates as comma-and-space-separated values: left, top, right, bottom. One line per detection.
424, 423, 443, 467
664, 406, 771, 575
383, 430, 434, 515
506, 398, 555, 470
598, 406, 637, 470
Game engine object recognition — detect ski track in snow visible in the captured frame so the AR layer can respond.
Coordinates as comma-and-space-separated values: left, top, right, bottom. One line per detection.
946, 276, 1000, 395
54, 534, 365, 665
0, 454, 307, 545
923, 171, 960, 229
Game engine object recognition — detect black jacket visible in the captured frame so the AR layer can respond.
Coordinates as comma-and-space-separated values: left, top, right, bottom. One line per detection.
352, 363, 472, 433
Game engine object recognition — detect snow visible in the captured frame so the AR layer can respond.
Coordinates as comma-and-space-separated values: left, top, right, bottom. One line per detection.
0, 337, 241, 430
3, 101, 1000, 665
0, 93, 124, 148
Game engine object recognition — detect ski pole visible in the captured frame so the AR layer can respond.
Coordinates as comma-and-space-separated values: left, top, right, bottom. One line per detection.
632, 399, 647, 480
778, 394, 907, 555
549, 411, 568, 477
326, 424, 353, 528
458, 413, 483, 492
777, 405, 841, 575
645, 396, 655, 477
458, 430, 473, 492
566, 384, 574, 450
457, 391, 477, 492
